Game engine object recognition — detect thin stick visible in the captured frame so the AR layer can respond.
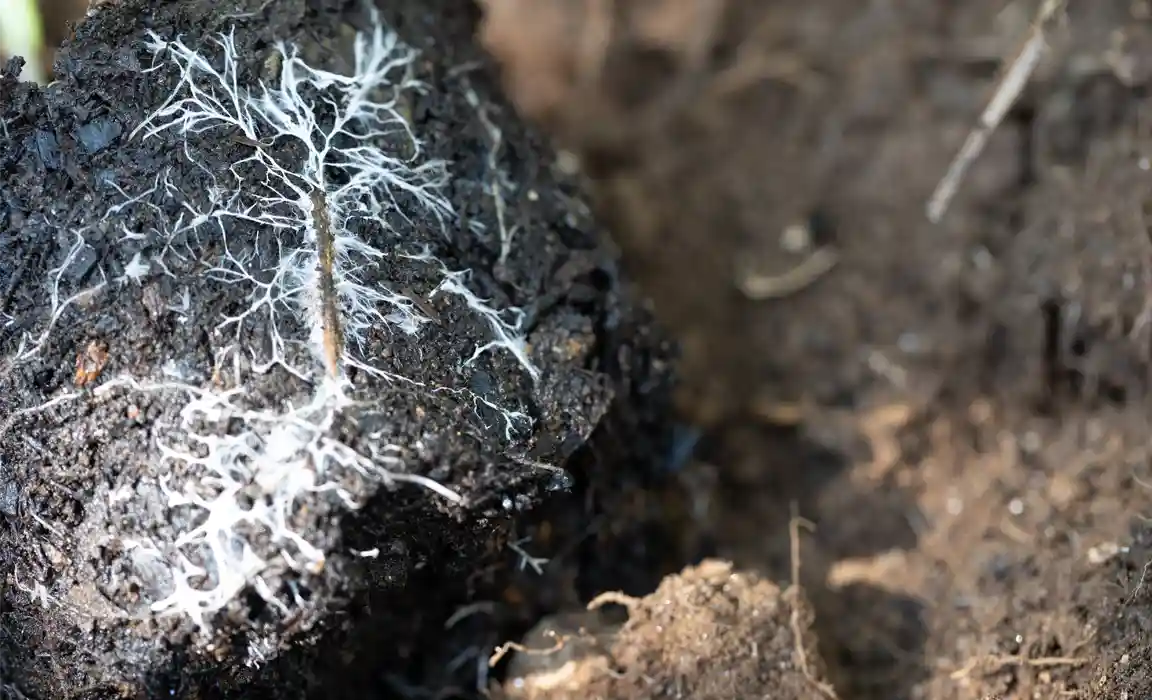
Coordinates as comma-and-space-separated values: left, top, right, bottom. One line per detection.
927, 0, 1067, 223
788, 502, 838, 699
489, 629, 567, 667
949, 654, 1087, 680
587, 590, 640, 612
738, 247, 838, 301
311, 186, 343, 379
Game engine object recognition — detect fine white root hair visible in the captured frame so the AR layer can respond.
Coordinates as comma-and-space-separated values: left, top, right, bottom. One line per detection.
3, 229, 107, 373
463, 82, 519, 267
89, 376, 463, 632
433, 267, 539, 382
146, 381, 462, 630
507, 536, 549, 575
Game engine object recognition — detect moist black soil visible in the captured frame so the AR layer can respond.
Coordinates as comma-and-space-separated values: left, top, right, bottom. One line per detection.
0, 0, 666, 697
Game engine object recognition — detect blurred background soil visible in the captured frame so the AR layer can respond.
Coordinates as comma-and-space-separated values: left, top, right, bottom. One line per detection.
478, 1, 1152, 699
16, 0, 1152, 698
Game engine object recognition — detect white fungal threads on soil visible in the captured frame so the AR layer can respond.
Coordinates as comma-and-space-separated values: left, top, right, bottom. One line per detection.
8, 16, 541, 637
132, 19, 456, 384
6, 229, 108, 369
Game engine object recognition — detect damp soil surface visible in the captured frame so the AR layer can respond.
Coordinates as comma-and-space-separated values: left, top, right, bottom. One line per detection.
476, 0, 1152, 699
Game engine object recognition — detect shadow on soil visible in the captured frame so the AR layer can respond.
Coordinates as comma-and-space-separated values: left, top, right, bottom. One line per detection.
696, 421, 929, 699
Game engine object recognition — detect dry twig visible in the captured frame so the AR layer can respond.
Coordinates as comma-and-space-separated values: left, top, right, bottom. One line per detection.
586, 590, 640, 612
489, 629, 567, 667
927, 0, 1067, 223
788, 502, 838, 699
738, 247, 839, 300
949, 653, 1087, 680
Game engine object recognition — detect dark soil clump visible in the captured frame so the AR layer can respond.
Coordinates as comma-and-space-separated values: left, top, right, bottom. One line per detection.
0, 0, 650, 696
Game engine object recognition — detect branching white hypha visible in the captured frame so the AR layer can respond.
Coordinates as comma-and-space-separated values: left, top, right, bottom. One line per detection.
132, 17, 457, 383
8, 15, 544, 639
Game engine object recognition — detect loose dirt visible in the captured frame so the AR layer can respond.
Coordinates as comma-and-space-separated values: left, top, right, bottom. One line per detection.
478, 1, 1152, 699
499, 560, 833, 700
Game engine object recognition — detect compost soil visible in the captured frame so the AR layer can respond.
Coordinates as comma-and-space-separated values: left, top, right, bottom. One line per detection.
10, 0, 1152, 699
0, 0, 666, 697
